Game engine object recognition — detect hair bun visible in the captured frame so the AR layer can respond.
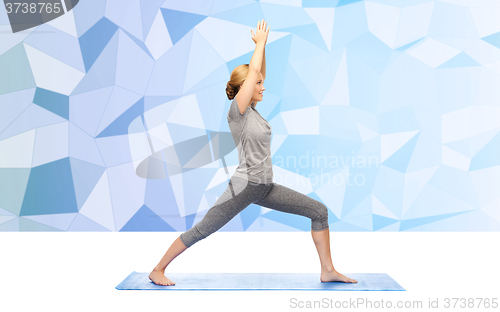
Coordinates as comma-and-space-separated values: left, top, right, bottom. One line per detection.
226, 82, 239, 100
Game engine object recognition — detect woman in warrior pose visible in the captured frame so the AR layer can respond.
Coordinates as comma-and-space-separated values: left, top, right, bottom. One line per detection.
149, 19, 358, 286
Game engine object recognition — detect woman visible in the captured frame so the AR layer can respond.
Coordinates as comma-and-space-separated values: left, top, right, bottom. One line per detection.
149, 19, 357, 286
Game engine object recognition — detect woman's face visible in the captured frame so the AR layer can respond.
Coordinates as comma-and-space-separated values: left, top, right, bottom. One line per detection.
241, 73, 265, 105
253, 73, 265, 102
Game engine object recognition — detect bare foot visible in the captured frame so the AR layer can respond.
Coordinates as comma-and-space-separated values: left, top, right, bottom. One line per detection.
149, 270, 176, 286
321, 269, 358, 283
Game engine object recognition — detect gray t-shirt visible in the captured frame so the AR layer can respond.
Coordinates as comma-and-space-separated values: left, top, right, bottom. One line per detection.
227, 98, 273, 184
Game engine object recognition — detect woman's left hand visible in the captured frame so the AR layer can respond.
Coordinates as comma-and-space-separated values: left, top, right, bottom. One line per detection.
252, 29, 257, 44
251, 19, 268, 44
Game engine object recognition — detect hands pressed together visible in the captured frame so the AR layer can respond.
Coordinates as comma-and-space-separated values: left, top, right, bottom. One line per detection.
251, 19, 269, 45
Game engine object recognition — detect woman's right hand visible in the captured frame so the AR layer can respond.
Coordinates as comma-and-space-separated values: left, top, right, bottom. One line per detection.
251, 19, 269, 45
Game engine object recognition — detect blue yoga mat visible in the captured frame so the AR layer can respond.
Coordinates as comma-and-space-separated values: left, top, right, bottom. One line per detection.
116, 272, 405, 291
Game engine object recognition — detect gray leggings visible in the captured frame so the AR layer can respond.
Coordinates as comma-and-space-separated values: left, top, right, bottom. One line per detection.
179, 176, 329, 248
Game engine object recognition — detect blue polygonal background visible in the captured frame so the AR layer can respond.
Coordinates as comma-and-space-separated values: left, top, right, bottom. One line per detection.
1, 0, 499, 232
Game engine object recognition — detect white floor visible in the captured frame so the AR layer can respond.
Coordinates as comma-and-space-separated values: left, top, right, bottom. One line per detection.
1, 232, 498, 312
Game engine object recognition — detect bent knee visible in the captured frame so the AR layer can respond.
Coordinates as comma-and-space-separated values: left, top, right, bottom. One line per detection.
316, 203, 329, 221
311, 203, 329, 231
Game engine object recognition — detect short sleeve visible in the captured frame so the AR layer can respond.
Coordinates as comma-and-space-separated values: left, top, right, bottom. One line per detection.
227, 98, 246, 121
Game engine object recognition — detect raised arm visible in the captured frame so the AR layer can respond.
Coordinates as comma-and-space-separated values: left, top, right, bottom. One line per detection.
262, 45, 266, 80
235, 20, 269, 114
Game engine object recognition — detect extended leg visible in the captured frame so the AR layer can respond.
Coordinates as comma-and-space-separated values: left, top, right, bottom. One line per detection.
149, 177, 257, 286
149, 236, 187, 286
